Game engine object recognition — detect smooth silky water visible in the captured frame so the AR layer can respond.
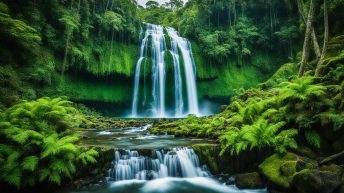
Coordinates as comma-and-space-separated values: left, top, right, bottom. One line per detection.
74, 23, 265, 193
71, 124, 267, 193
131, 24, 201, 118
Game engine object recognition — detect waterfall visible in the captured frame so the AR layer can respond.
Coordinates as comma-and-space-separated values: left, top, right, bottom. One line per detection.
131, 27, 149, 117
168, 28, 184, 116
131, 23, 200, 118
150, 24, 167, 117
166, 27, 199, 116
108, 148, 210, 181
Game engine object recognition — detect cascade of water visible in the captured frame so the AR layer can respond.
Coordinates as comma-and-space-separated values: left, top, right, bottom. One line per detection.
166, 27, 199, 116
131, 27, 149, 117
131, 24, 200, 118
150, 24, 167, 117
108, 148, 210, 181
167, 28, 184, 116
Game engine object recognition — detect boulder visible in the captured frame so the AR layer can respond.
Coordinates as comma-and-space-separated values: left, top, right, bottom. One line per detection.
293, 164, 343, 193
235, 172, 265, 189
259, 152, 317, 189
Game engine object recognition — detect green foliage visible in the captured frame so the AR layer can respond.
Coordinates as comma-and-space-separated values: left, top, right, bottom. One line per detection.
0, 97, 98, 188
102, 11, 123, 31
153, 49, 344, 156
304, 130, 321, 148
0, 5, 41, 57
278, 76, 326, 103
220, 119, 297, 155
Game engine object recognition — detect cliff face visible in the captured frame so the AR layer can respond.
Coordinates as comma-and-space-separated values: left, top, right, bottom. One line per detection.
0, 0, 286, 116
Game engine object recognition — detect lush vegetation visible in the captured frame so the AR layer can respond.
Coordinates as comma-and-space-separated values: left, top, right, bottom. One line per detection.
152, 36, 344, 157
0, 0, 140, 106
0, 0, 343, 192
0, 97, 98, 188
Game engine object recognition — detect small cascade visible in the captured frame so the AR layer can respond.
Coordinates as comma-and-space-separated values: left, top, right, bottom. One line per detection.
130, 23, 200, 118
107, 148, 210, 181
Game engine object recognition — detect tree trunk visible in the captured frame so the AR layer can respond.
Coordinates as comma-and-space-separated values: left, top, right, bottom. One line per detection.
299, 0, 314, 77
228, 5, 232, 27
319, 150, 344, 165
61, 35, 71, 84
233, 0, 237, 25
297, 0, 321, 60
315, 0, 329, 76
109, 29, 114, 74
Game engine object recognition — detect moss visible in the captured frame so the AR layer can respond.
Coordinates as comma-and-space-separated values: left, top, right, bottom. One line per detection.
192, 144, 221, 174
59, 75, 132, 103
198, 64, 269, 98
235, 172, 265, 189
259, 152, 318, 189
262, 63, 298, 88
293, 164, 343, 193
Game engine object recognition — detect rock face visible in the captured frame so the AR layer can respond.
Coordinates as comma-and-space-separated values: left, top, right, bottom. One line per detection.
235, 172, 265, 189
293, 164, 343, 193
259, 152, 344, 193
258, 152, 318, 189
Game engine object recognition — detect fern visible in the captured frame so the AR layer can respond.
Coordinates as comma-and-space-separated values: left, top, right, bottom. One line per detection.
220, 119, 298, 155
0, 97, 98, 188
77, 148, 99, 165
21, 156, 39, 171
305, 130, 321, 148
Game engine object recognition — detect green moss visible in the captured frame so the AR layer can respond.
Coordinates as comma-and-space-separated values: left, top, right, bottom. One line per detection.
198, 64, 268, 98
259, 153, 318, 189
70, 39, 139, 77
262, 63, 298, 88
192, 144, 221, 174
59, 75, 132, 103
259, 153, 298, 188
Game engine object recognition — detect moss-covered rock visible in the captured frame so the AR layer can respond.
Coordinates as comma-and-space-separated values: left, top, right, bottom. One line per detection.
235, 172, 265, 189
192, 144, 222, 174
293, 164, 343, 193
259, 152, 318, 189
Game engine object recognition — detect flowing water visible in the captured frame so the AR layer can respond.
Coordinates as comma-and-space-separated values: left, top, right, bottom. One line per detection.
71, 124, 267, 193
130, 24, 200, 118
108, 148, 209, 181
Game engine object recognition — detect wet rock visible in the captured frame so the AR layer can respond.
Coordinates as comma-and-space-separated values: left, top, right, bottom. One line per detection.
235, 172, 265, 189
293, 164, 343, 193
215, 174, 235, 185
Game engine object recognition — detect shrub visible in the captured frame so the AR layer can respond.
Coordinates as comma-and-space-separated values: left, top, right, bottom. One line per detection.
0, 97, 98, 188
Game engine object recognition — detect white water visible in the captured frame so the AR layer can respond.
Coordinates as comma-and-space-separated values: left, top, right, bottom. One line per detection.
108, 148, 209, 181
166, 27, 199, 116
130, 23, 200, 118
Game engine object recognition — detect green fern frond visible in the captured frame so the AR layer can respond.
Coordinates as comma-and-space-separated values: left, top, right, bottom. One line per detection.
38, 168, 50, 182
21, 156, 39, 171
48, 171, 61, 185
3, 168, 22, 189
305, 130, 321, 148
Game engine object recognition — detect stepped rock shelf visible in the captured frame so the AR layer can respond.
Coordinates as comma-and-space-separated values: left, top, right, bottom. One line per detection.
68, 123, 267, 193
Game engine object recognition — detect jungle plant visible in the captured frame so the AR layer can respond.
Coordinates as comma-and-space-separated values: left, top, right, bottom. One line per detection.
220, 118, 298, 155
0, 97, 98, 189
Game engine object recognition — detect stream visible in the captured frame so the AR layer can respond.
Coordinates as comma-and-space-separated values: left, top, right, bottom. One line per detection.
70, 124, 267, 193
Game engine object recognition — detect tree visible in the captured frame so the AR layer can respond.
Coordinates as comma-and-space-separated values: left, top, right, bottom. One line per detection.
315, 0, 329, 76
298, 0, 314, 77
166, 0, 184, 10
275, 26, 299, 60
102, 11, 123, 73
297, 0, 321, 60
145, 0, 159, 8
59, 11, 80, 83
